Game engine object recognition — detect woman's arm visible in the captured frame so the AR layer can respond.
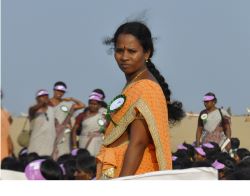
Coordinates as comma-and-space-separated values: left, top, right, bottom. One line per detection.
119, 118, 151, 177
28, 102, 45, 120
63, 97, 85, 110
224, 124, 231, 139
71, 123, 80, 149
224, 123, 232, 151
8, 135, 14, 155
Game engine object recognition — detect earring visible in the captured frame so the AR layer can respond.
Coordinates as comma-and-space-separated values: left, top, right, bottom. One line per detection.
145, 59, 149, 63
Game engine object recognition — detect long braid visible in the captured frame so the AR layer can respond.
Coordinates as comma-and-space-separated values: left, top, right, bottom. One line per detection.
147, 60, 185, 125
104, 21, 185, 125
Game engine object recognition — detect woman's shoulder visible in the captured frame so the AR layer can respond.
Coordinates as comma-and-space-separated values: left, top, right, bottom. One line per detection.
124, 79, 165, 103
98, 107, 107, 114
219, 108, 231, 117
129, 79, 161, 92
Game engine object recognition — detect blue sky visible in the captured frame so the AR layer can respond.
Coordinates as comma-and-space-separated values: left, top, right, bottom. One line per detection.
2, 0, 250, 116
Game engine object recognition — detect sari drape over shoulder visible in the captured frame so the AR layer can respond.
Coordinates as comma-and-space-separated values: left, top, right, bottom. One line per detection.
96, 80, 172, 179
200, 109, 231, 146
79, 111, 106, 156
28, 106, 56, 156
53, 101, 73, 157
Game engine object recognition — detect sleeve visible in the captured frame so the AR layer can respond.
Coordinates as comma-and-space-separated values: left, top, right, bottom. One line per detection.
75, 112, 84, 126
197, 111, 204, 127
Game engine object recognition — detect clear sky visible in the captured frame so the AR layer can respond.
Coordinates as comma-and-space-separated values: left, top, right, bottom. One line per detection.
2, 0, 250, 116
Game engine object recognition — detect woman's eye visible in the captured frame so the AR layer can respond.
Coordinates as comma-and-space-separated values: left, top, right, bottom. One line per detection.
115, 48, 123, 53
128, 49, 136, 53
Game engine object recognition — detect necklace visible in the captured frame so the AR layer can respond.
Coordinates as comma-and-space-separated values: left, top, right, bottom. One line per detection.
123, 68, 147, 91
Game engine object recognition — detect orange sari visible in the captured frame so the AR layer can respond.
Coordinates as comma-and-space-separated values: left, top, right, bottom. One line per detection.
1, 108, 11, 160
96, 79, 172, 179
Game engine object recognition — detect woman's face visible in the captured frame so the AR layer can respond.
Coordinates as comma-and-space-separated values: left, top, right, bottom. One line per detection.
114, 33, 150, 75
88, 100, 101, 113
204, 100, 216, 110
53, 90, 65, 99
37, 95, 49, 104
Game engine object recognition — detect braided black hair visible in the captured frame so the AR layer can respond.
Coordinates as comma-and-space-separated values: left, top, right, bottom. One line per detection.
146, 59, 185, 124
105, 21, 185, 124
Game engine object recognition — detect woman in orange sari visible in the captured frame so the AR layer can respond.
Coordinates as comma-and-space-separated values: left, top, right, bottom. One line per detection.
1, 91, 14, 160
96, 21, 185, 179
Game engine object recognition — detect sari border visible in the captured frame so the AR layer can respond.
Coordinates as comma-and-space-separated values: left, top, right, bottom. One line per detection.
103, 98, 167, 170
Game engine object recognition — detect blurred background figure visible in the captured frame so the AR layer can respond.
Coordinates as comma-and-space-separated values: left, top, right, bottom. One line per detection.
28, 89, 56, 157
1, 90, 14, 160
50, 81, 85, 158
71, 89, 107, 156
196, 92, 232, 151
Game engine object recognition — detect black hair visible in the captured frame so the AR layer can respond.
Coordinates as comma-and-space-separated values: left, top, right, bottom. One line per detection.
236, 158, 250, 170
172, 157, 192, 169
57, 154, 74, 165
76, 156, 96, 178
225, 168, 250, 180
192, 160, 212, 168
202, 142, 221, 161
231, 137, 240, 149
26, 152, 40, 165
40, 159, 63, 180
56, 153, 76, 180
215, 152, 236, 171
104, 21, 185, 125
18, 148, 29, 171
173, 149, 190, 160
236, 148, 250, 160
182, 142, 195, 161
62, 159, 77, 180
77, 148, 91, 160
54, 81, 67, 89
204, 92, 217, 104
1, 157, 24, 172
93, 88, 106, 99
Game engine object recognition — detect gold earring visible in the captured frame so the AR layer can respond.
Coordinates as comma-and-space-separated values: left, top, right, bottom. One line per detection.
145, 59, 149, 63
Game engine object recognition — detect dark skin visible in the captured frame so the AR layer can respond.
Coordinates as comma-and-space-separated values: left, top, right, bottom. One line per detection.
29, 95, 50, 120
1, 93, 14, 155
50, 89, 85, 139
119, 119, 153, 176
74, 170, 94, 180
113, 33, 157, 177
71, 100, 101, 149
196, 99, 231, 151
50, 90, 85, 110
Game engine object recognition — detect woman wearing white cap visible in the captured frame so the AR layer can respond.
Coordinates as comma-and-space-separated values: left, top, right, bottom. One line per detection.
71, 90, 107, 156
50, 81, 85, 158
28, 89, 56, 156
195, 92, 232, 151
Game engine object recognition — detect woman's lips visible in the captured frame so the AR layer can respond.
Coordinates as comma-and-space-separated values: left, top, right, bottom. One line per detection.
120, 64, 130, 69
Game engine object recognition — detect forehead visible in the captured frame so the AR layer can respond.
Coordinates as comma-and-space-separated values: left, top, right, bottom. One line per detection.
54, 89, 65, 93
116, 33, 142, 48
37, 95, 49, 99
204, 100, 214, 103
89, 100, 99, 104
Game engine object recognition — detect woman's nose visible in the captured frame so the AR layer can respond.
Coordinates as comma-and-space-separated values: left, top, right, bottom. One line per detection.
121, 51, 129, 61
